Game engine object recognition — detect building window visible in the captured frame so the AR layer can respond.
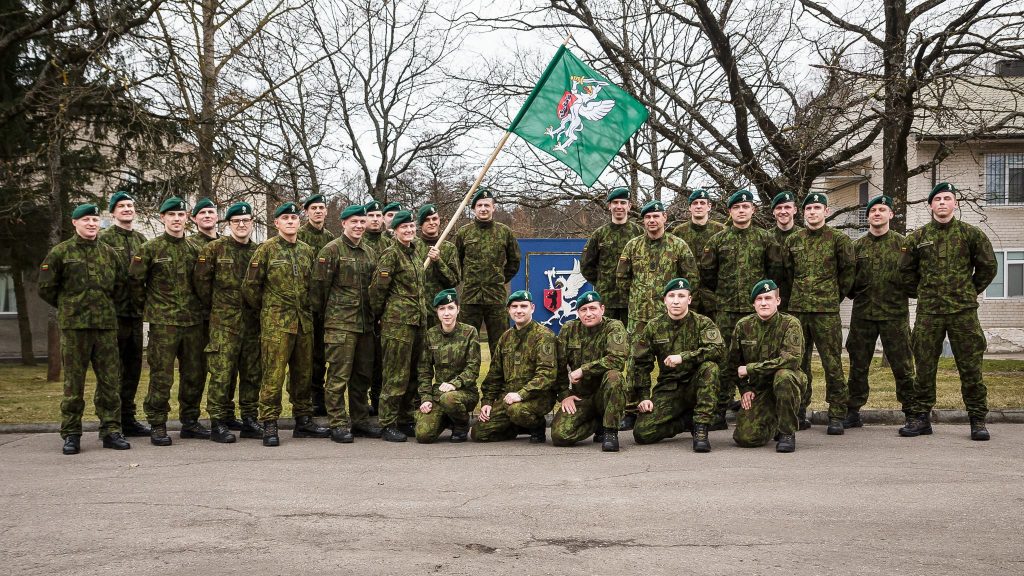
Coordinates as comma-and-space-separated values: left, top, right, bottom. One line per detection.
0, 269, 16, 314
985, 153, 1024, 205
857, 182, 870, 228
986, 251, 1024, 298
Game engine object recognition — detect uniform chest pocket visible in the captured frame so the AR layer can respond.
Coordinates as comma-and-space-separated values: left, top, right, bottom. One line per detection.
740, 339, 760, 360
338, 257, 359, 286
153, 256, 184, 277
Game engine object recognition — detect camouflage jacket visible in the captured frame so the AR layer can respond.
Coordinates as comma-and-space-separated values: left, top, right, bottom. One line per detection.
616, 233, 699, 325
555, 317, 628, 400
772, 225, 801, 306
671, 219, 725, 255
187, 232, 219, 252
899, 218, 997, 314
312, 234, 377, 334
728, 312, 804, 393
701, 225, 782, 313
417, 322, 482, 404
193, 236, 261, 334
850, 230, 909, 320
242, 236, 315, 335
297, 222, 335, 260
129, 233, 203, 326
481, 321, 557, 405
370, 240, 428, 327
631, 311, 725, 398
580, 220, 642, 308
414, 232, 461, 304
454, 219, 520, 305
98, 225, 147, 318
362, 230, 394, 260
783, 225, 855, 313
39, 235, 125, 330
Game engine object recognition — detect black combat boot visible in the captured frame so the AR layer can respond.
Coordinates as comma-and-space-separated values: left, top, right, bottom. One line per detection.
102, 432, 131, 450
898, 413, 932, 437
592, 428, 605, 443
450, 423, 469, 443
397, 422, 417, 438
293, 415, 330, 438
352, 422, 384, 438
381, 426, 407, 442
180, 419, 211, 439
121, 417, 151, 437
708, 411, 728, 431
692, 423, 711, 453
970, 417, 990, 441
798, 408, 812, 430
601, 428, 619, 452
618, 413, 637, 431
529, 426, 546, 444
62, 435, 81, 455
826, 417, 845, 435
262, 420, 280, 447
223, 415, 244, 431
842, 409, 863, 429
330, 427, 354, 443
150, 424, 172, 447
209, 420, 237, 444
239, 416, 263, 439
776, 433, 796, 453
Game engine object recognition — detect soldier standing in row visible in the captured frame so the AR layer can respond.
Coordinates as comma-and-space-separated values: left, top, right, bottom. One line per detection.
671, 189, 725, 318
899, 182, 998, 440
130, 197, 209, 445
580, 187, 642, 324
193, 202, 263, 443
731, 280, 805, 453
550, 290, 628, 452
98, 190, 150, 437
415, 204, 461, 329
189, 198, 219, 246
40, 204, 130, 454
362, 199, 393, 415
770, 191, 800, 311
243, 202, 330, 447
297, 194, 335, 417
382, 202, 402, 234
844, 195, 915, 429
415, 289, 481, 444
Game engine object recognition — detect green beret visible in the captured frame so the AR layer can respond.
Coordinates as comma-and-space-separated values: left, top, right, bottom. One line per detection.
606, 187, 629, 203
866, 195, 893, 212
928, 182, 957, 204
159, 196, 188, 214
802, 192, 828, 208
770, 191, 796, 209
382, 202, 402, 214
224, 202, 252, 220
688, 189, 711, 203
750, 279, 779, 302
471, 187, 495, 207
389, 210, 413, 229
506, 289, 533, 306
107, 190, 133, 212
417, 204, 438, 225
303, 194, 326, 209
274, 202, 300, 218
726, 189, 755, 209
433, 288, 458, 308
575, 290, 601, 308
364, 200, 383, 213
639, 200, 665, 216
71, 204, 100, 219
662, 277, 691, 296
191, 197, 216, 217
340, 204, 367, 220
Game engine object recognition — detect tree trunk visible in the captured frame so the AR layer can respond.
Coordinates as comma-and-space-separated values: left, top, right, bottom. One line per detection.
198, 0, 217, 201
46, 130, 63, 382
882, 0, 911, 233
12, 265, 36, 366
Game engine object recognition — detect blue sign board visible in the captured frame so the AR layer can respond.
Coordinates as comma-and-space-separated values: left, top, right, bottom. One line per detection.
509, 239, 592, 334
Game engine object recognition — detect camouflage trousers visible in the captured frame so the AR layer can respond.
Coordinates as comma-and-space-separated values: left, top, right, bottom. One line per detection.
60, 328, 122, 438
634, 361, 719, 445
622, 319, 652, 414
461, 303, 508, 358
715, 310, 749, 412
370, 325, 383, 411
550, 370, 626, 446
378, 323, 423, 428
415, 390, 476, 443
258, 329, 314, 421
793, 312, 848, 419
116, 316, 144, 419
324, 329, 374, 429
310, 312, 327, 410
733, 369, 803, 447
912, 311, 988, 419
471, 394, 554, 442
846, 314, 915, 414
205, 324, 261, 421
143, 323, 205, 427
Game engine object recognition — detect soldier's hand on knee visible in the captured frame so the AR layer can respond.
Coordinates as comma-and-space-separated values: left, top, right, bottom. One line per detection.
637, 399, 654, 413
740, 391, 755, 410
738, 365, 748, 379
569, 368, 583, 385
438, 382, 455, 393
504, 392, 522, 405
419, 401, 433, 414
561, 395, 581, 414
479, 404, 492, 422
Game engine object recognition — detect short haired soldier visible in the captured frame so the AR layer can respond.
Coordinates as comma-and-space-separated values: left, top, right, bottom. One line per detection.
899, 182, 998, 440
39, 204, 130, 454
298, 194, 335, 418
415, 289, 482, 444
382, 201, 403, 234
671, 189, 725, 317
189, 197, 219, 247
550, 291, 628, 452
580, 187, 642, 324
472, 290, 557, 443
361, 199, 393, 416
630, 278, 724, 452
731, 280, 806, 453
770, 191, 801, 311
414, 204, 461, 329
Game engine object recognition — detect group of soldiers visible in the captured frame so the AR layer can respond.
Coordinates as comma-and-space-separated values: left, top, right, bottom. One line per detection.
41, 179, 997, 455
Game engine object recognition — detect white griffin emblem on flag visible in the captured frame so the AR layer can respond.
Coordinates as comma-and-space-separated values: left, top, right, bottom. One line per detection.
545, 76, 616, 153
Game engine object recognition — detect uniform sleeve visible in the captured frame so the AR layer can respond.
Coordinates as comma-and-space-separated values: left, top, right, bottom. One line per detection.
685, 317, 725, 368
193, 243, 216, 310
629, 324, 656, 402
502, 228, 520, 283
37, 248, 61, 307
555, 328, 572, 400
454, 227, 466, 269
699, 236, 720, 294
728, 324, 750, 394
677, 243, 700, 298
368, 249, 395, 318
517, 330, 557, 401
111, 248, 129, 312
970, 228, 998, 294
580, 321, 628, 381
764, 234, 786, 291
836, 234, 856, 302
451, 328, 482, 393
416, 340, 437, 403
311, 246, 334, 315
580, 233, 600, 284
242, 245, 267, 310
780, 235, 797, 305
898, 234, 921, 299
615, 240, 634, 287
128, 243, 151, 314
480, 333, 505, 405
432, 242, 461, 289
747, 318, 804, 380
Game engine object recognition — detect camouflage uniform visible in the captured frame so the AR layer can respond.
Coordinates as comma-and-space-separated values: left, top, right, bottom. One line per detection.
297, 222, 335, 412
550, 318, 628, 446
414, 232, 461, 329
312, 234, 377, 430
39, 235, 125, 438
729, 312, 806, 447
98, 225, 146, 423
471, 321, 557, 442
899, 218, 997, 419
454, 219, 520, 354
672, 219, 726, 317
242, 236, 316, 421
783, 226, 855, 419
846, 230, 915, 414
630, 311, 724, 444
772, 225, 801, 311
193, 236, 262, 422
370, 240, 428, 429
415, 322, 482, 443
362, 229, 394, 411
129, 233, 205, 427
580, 220, 642, 324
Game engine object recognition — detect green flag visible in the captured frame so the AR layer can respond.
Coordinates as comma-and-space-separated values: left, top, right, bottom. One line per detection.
508, 46, 649, 187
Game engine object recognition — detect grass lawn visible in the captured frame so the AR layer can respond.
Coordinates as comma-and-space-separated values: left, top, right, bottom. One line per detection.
1, 352, 1022, 424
